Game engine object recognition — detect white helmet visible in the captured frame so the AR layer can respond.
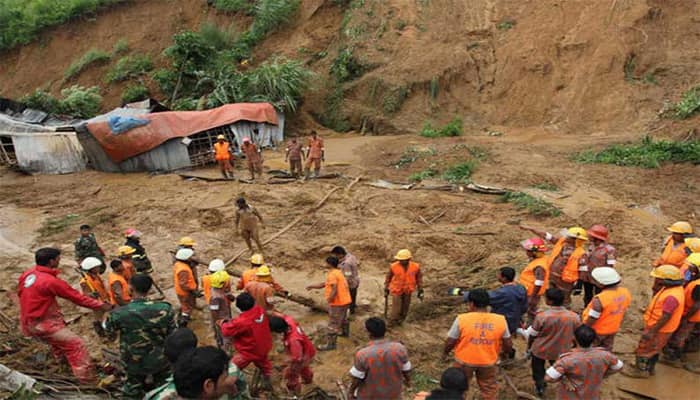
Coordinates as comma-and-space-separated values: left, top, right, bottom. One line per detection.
208, 259, 225, 272
80, 257, 103, 271
591, 267, 621, 286
175, 248, 194, 261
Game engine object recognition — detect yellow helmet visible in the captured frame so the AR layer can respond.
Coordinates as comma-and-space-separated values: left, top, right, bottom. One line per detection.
178, 236, 196, 247
685, 238, 700, 253
255, 265, 271, 277
210, 270, 231, 289
395, 249, 412, 260
216, 134, 226, 140
250, 254, 264, 265
650, 264, 682, 280
565, 227, 588, 241
687, 253, 700, 268
667, 221, 693, 234
118, 245, 136, 256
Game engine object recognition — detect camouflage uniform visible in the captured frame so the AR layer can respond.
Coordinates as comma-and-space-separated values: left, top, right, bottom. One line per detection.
144, 361, 250, 400
104, 298, 176, 398
74, 233, 104, 264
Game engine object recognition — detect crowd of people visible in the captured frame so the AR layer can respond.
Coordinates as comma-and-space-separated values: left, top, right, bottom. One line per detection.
16, 204, 700, 399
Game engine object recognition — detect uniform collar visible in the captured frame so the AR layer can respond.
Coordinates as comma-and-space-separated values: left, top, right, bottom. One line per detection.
35, 265, 60, 276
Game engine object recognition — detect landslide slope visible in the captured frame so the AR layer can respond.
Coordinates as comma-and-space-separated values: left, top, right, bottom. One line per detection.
0, 0, 698, 135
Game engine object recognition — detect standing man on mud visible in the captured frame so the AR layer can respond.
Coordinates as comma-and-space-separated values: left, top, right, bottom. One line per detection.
235, 197, 264, 254
304, 130, 324, 179
74, 224, 105, 267
306, 256, 352, 350
584, 224, 617, 307
241, 137, 263, 181
173, 248, 200, 327
653, 221, 693, 268
581, 267, 630, 350
333, 246, 360, 314
385, 249, 423, 326
124, 228, 153, 274
285, 135, 305, 179
519, 237, 550, 323
18, 248, 112, 383
212, 134, 235, 179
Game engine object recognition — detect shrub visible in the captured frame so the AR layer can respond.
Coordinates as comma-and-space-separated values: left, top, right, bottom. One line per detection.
673, 86, 700, 119
64, 48, 111, 80
60, 85, 102, 118
21, 89, 62, 114
496, 20, 515, 30
121, 84, 150, 103
330, 47, 365, 82
112, 38, 129, 55
249, 0, 300, 42
574, 136, 700, 168
393, 147, 437, 168
106, 54, 154, 83
420, 117, 463, 138
409, 168, 438, 182
442, 161, 477, 183
199, 22, 238, 51
172, 97, 199, 111
500, 191, 561, 217
214, 0, 255, 14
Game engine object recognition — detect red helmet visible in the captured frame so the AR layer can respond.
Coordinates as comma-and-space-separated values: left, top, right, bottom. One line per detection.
587, 224, 609, 241
521, 237, 547, 252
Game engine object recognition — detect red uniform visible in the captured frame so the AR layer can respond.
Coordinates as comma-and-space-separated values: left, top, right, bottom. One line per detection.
220, 305, 273, 376
281, 315, 316, 392
18, 265, 105, 383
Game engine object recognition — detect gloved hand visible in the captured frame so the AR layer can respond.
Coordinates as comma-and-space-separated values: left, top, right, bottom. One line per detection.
417, 288, 424, 300
447, 287, 464, 296
194, 290, 204, 298
384, 288, 390, 297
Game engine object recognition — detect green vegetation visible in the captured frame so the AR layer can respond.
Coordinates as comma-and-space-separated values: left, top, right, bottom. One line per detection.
21, 85, 102, 118
0, 0, 129, 51
330, 47, 365, 82
501, 191, 561, 217
575, 136, 700, 168
443, 161, 477, 183
672, 86, 700, 119
199, 22, 238, 51
409, 168, 437, 182
496, 20, 515, 30
64, 48, 111, 81
393, 147, 437, 168
623, 54, 637, 82
429, 77, 439, 99
213, 0, 255, 14
121, 84, 149, 103
112, 38, 129, 55
532, 182, 559, 191
106, 54, 153, 83
319, 87, 351, 132
420, 117, 463, 138
382, 86, 408, 114
39, 213, 80, 237
409, 371, 439, 393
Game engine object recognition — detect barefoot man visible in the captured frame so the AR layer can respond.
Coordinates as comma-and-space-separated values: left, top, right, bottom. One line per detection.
235, 197, 264, 254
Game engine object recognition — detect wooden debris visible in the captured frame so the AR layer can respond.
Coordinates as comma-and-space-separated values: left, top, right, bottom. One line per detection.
366, 180, 414, 190
428, 209, 447, 224
500, 367, 538, 400
345, 175, 362, 192
0, 363, 38, 393
178, 173, 231, 182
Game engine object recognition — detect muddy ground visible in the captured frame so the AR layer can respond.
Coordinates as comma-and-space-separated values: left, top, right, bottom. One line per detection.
0, 130, 698, 399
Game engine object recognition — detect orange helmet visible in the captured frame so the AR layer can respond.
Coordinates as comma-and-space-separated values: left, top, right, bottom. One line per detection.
587, 224, 609, 241
521, 237, 547, 253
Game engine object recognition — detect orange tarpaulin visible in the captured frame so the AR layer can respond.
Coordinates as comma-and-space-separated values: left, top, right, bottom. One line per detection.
86, 103, 278, 163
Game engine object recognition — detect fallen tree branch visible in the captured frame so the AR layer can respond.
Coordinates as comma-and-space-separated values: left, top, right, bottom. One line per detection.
500, 367, 538, 400
345, 175, 362, 192
428, 209, 447, 224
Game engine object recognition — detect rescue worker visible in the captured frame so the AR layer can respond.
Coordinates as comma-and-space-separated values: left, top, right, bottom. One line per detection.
385, 249, 423, 326
108, 259, 132, 306
519, 237, 550, 323
124, 228, 153, 273
304, 130, 324, 179
117, 245, 137, 282
245, 265, 286, 311
306, 256, 352, 350
332, 246, 360, 314
520, 225, 589, 307
213, 134, 235, 179
235, 197, 264, 254
653, 221, 693, 268
584, 224, 617, 307
78, 257, 109, 335
174, 236, 203, 284
202, 259, 232, 305
74, 224, 105, 268
444, 289, 512, 400
173, 248, 200, 327
103, 274, 176, 398
173, 347, 244, 399
220, 293, 273, 389
663, 253, 700, 365
284, 135, 305, 179
236, 253, 265, 290
241, 137, 262, 180
624, 265, 685, 378
581, 267, 631, 350
269, 313, 316, 395
209, 270, 234, 352
524, 288, 580, 396
545, 325, 624, 399
18, 248, 112, 383
682, 238, 700, 281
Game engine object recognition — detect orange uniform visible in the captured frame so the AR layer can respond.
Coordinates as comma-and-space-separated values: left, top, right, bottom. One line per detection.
582, 286, 631, 335
121, 259, 136, 283
644, 286, 685, 332
325, 269, 351, 306
307, 137, 324, 159
449, 312, 508, 366
387, 261, 421, 295
214, 141, 231, 161
520, 256, 550, 296
237, 268, 258, 290
654, 237, 689, 268
174, 261, 197, 297
684, 280, 700, 322
245, 281, 276, 311
79, 273, 109, 302
108, 272, 131, 305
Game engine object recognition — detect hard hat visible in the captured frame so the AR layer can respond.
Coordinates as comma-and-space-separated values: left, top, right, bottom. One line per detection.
210, 271, 230, 289
255, 265, 271, 277
685, 238, 700, 253
242, 137, 251, 143
124, 228, 141, 238
394, 249, 412, 260
587, 224, 609, 241
81, 257, 103, 271
178, 236, 196, 247
250, 253, 264, 265
208, 259, 225, 272
650, 264, 682, 280
687, 253, 700, 268
117, 245, 136, 256
667, 221, 693, 234
591, 267, 621, 286
175, 248, 194, 261
521, 237, 547, 252
216, 134, 225, 140
564, 227, 588, 241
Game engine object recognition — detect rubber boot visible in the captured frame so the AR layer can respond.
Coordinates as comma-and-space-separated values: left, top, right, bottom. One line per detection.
621, 356, 650, 379
340, 320, 350, 337
317, 334, 337, 351
260, 375, 273, 391
648, 354, 659, 376
221, 170, 228, 179
314, 168, 320, 178
177, 313, 190, 328
304, 169, 311, 180
534, 382, 546, 397
661, 346, 683, 368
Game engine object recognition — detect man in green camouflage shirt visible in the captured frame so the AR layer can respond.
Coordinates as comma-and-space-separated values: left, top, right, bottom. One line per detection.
104, 274, 176, 398
74, 225, 105, 266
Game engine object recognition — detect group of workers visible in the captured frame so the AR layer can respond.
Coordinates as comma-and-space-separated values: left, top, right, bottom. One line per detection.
212, 130, 325, 180
16, 213, 700, 399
